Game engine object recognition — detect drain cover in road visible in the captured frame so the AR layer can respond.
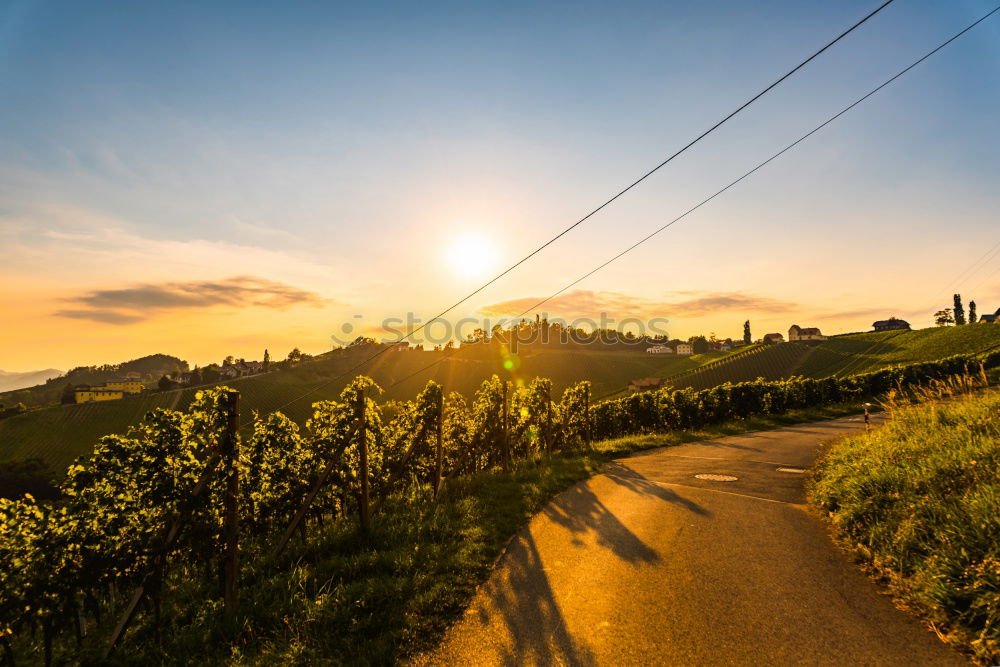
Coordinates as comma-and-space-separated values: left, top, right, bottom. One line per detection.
695, 473, 738, 482
776, 467, 806, 474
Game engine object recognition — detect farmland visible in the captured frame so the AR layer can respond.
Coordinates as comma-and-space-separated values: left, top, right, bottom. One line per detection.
2, 325, 998, 475
667, 324, 1000, 391
0, 344, 732, 473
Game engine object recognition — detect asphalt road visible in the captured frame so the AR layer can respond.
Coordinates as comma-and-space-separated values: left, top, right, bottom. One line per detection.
418, 414, 968, 666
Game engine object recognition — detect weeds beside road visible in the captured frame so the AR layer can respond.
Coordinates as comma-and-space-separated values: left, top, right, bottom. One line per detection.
812, 387, 1000, 665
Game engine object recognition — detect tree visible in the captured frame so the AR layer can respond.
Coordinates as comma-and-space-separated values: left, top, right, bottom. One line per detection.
60, 383, 76, 405
934, 309, 955, 327
743, 320, 751, 345
224, 355, 235, 366
953, 294, 965, 325
969, 301, 977, 324
287, 347, 303, 363
262, 349, 270, 371
688, 335, 709, 354
157, 375, 177, 391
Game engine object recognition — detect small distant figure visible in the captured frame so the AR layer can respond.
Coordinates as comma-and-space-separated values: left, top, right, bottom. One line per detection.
863, 402, 873, 430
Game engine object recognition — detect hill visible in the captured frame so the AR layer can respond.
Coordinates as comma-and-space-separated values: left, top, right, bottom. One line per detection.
0, 354, 188, 408
4, 325, 998, 475
664, 324, 1000, 391
0, 369, 63, 393
0, 344, 733, 473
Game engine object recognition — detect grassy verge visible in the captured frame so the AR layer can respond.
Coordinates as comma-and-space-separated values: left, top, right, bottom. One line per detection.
44, 401, 862, 665
810, 391, 1000, 665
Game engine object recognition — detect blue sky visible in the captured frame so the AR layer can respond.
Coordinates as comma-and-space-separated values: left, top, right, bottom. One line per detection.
2, 0, 999, 370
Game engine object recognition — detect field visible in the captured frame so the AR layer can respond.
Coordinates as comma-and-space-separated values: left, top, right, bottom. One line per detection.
667, 324, 1000, 391
2, 325, 998, 476
668, 342, 811, 390
0, 345, 732, 473
811, 388, 1000, 664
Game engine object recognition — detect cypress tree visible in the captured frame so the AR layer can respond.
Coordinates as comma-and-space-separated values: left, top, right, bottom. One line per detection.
953, 294, 966, 325
969, 301, 977, 324
743, 320, 751, 345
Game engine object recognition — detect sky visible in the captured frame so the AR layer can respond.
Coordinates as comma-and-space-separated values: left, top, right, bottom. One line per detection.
2, 0, 999, 372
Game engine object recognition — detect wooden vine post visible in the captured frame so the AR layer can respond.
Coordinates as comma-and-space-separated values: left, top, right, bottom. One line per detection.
358, 387, 370, 532
545, 390, 552, 457
221, 388, 240, 621
434, 390, 444, 497
502, 381, 510, 472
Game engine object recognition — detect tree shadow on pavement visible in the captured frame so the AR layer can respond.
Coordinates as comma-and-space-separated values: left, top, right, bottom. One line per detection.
540, 479, 663, 564
603, 462, 711, 517
473, 531, 598, 666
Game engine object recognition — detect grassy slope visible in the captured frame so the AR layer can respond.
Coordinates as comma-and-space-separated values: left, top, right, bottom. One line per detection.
0, 346, 729, 472
43, 401, 864, 666
669, 342, 812, 390
793, 324, 1000, 378
811, 391, 1000, 665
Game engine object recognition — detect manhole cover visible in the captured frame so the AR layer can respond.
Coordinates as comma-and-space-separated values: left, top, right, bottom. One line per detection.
695, 473, 738, 482
776, 467, 806, 474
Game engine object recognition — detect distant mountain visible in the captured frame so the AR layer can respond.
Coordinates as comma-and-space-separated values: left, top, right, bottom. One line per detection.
0, 369, 63, 393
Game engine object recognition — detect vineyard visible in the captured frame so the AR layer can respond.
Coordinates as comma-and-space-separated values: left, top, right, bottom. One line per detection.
663, 342, 811, 391
2, 347, 1000, 664
0, 346, 734, 474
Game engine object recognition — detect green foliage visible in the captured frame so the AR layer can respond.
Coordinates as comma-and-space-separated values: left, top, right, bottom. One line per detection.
591, 351, 1000, 440
812, 391, 1000, 664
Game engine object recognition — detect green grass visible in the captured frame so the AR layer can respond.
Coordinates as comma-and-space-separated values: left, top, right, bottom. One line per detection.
36, 401, 865, 666
794, 324, 1000, 378
811, 390, 1000, 665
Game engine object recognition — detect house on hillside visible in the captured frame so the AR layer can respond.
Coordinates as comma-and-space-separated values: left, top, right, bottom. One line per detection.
628, 377, 664, 393
675, 343, 694, 356
75, 378, 143, 403
75, 388, 124, 403
220, 361, 265, 379
645, 345, 673, 354
788, 325, 827, 341
873, 317, 911, 331
979, 308, 1000, 323
763, 333, 784, 344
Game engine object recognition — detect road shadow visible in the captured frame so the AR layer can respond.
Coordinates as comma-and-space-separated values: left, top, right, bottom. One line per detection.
541, 478, 663, 564
603, 462, 711, 517
474, 530, 598, 666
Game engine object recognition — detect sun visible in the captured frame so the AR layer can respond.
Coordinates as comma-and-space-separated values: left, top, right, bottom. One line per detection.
446, 233, 499, 278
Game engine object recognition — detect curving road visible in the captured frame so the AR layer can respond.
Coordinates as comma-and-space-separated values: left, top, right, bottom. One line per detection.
419, 414, 967, 666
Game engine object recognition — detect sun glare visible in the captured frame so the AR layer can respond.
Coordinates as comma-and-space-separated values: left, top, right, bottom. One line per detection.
446, 233, 499, 278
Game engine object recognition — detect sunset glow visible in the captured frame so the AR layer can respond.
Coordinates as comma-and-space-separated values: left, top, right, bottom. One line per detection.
446, 233, 500, 279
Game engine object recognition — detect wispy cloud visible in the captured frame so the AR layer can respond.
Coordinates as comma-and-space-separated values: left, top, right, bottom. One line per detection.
56, 276, 327, 324
478, 289, 798, 319
55, 309, 147, 325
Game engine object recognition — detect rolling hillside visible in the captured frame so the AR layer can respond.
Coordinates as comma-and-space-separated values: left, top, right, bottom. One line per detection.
790, 324, 1000, 377
3, 325, 997, 475
0, 344, 734, 473
664, 324, 1000, 392
667, 342, 813, 391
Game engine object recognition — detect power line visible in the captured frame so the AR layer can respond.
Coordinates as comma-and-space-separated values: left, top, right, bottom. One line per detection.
261, 1, 898, 414
380, 3, 1000, 398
